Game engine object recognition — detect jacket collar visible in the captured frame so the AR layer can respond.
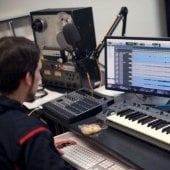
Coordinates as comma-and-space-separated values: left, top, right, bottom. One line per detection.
0, 95, 28, 113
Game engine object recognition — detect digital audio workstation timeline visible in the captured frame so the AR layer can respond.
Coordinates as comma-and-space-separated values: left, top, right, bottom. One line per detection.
105, 36, 170, 98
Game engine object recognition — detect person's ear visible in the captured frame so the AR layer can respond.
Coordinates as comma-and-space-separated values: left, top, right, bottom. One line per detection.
25, 72, 33, 86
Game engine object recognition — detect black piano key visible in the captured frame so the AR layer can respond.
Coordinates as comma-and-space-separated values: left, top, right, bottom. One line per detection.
162, 125, 170, 134
138, 116, 156, 125
117, 109, 134, 117
148, 119, 163, 128
125, 111, 137, 119
126, 112, 143, 120
131, 113, 146, 121
154, 121, 169, 130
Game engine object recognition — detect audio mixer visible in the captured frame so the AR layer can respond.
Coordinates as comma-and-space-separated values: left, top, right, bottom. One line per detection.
43, 88, 114, 123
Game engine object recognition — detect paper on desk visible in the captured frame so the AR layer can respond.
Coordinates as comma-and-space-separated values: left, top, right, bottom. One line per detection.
94, 86, 124, 97
23, 89, 63, 109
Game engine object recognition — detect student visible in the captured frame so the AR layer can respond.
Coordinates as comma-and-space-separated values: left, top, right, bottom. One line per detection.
0, 36, 75, 170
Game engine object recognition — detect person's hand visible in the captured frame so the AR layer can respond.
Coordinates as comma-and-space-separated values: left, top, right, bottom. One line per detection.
54, 138, 76, 155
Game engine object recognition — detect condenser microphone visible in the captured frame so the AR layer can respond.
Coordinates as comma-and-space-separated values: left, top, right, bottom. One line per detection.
63, 23, 81, 47
63, 23, 84, 60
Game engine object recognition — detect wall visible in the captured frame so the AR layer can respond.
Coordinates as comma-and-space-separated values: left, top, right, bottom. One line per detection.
0, 0, 167, 62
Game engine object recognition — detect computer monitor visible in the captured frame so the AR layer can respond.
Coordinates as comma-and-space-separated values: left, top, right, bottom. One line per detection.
105, 36, 170, 98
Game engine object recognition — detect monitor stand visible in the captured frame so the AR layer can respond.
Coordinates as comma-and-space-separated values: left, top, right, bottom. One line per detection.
115, 92, 170, 106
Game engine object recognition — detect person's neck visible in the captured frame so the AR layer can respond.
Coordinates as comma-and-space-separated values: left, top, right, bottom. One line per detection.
1, 82, 29, 104
5, 87, 26, 104
6, 93, 24, 104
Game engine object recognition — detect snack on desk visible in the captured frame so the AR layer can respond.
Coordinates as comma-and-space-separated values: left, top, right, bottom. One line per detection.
79, 123, 102, 135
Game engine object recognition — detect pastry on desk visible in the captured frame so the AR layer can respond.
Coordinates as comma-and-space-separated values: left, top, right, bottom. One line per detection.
79, 123, 102, 135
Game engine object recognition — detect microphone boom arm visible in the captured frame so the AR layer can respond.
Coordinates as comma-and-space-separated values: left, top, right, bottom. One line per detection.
122, 8, 128, 36
93, 7, 128, 59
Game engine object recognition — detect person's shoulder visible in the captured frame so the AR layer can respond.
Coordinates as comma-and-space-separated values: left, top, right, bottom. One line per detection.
0, 107, 50, 147
16, 113, 50, 145
16, 111, 47, 131
7, 108, 43, 127
6, 109, 49, 138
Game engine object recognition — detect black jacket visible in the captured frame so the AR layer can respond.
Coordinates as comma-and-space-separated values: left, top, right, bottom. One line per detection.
0, 96, 73, 170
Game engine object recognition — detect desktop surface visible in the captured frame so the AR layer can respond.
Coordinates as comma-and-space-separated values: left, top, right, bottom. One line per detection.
70, 116, 170, 170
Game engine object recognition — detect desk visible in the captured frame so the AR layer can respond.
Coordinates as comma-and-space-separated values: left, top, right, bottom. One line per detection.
29, 86, 170, 170
43, 107, 170, 169
69, 116, 170, 170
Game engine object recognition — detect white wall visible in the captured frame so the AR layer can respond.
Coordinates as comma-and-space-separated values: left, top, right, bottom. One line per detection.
0, 0, 167, 37
0, 0, 167, 62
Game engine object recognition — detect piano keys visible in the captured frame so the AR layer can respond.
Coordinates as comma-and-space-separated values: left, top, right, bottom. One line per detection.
98, 100, 170, 151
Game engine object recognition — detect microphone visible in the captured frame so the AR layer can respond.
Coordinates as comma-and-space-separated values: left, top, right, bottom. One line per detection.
63, 22, 100, 87
63, 23, 85, 60
63, 23, 81, 47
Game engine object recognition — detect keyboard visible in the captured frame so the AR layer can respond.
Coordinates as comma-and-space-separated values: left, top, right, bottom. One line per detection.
43, 88, 114, 123
62, 144, 132, 170
97, 100, 170, 151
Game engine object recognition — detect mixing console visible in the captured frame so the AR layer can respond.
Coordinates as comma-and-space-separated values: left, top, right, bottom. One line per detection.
43, 88, 114, 123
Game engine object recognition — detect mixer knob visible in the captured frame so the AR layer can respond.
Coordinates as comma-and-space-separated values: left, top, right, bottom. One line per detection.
137, 104, 140, 107
146, 106, 149, 110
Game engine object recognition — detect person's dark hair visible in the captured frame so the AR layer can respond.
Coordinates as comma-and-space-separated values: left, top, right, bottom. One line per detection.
0, 36, 40, 94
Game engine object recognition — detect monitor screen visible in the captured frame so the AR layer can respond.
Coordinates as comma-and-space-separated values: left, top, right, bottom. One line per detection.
105, 36, 170, 97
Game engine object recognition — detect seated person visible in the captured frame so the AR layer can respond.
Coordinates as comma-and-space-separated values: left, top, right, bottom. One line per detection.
0, 36, 76, 170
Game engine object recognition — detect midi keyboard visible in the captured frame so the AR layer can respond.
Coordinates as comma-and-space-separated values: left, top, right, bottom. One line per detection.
43, 88, 114, 123
96, 100, 170, 151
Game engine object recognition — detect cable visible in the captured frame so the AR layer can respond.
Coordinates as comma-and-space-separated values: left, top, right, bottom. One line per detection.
28, 106, 43, 117
86, 72, 94, 91
86, 59, 102, 89
96, 59, 103, 87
